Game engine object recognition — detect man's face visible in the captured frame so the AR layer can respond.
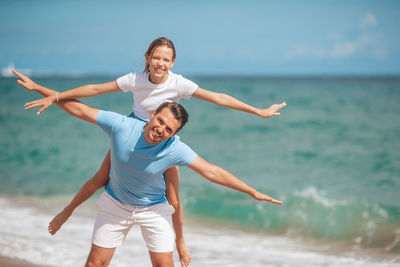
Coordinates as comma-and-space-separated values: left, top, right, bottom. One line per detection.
143, 107, 182, 144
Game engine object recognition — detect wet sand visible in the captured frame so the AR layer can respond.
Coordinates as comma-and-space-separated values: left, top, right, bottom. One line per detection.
0, 255, 48, 267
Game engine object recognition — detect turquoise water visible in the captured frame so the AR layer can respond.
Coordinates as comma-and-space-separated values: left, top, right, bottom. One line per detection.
1, 76, 400, 254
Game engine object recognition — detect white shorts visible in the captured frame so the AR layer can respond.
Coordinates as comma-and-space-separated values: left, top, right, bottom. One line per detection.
92, 191, 175, 253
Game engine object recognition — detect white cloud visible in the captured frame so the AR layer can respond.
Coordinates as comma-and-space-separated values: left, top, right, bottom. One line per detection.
331, 42, 357, 58
285, 45, 327, 60
285, 13, 385, 61
360, 12, 377, 29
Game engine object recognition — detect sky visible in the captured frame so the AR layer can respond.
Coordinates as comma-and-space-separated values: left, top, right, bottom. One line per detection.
1, 0, 400, 76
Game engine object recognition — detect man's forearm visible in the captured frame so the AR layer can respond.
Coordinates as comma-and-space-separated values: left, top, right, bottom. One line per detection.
189, 157, 282, 204
211, 165, 258, 196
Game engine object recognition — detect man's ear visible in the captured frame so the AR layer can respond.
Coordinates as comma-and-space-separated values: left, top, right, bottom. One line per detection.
150, 110, 156, 119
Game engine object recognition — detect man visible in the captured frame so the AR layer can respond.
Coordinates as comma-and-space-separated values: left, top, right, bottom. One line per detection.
15, 71, 282, 267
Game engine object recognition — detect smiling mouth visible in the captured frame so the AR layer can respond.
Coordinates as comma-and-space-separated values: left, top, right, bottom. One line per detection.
152, 128, 162, 139
154, 68, 164, 74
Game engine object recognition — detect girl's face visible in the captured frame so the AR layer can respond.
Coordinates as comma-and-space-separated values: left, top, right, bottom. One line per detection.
146, 46, 175, 84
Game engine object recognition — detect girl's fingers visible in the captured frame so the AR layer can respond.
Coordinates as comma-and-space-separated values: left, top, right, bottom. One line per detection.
12, 70, 24, 79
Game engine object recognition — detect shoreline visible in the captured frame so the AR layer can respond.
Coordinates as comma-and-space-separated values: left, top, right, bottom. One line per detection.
0, 195, 399, 266
0, 255, 48, 267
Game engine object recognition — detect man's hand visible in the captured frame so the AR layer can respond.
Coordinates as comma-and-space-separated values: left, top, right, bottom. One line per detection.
258, 101, 287, 118
251, 191, 282, 205
24, 95, 57, 115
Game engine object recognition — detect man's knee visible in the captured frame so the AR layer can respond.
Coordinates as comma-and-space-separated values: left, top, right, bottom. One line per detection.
85, 244, 115, 267
149, 251, 174, 267
152, 263, 174, 267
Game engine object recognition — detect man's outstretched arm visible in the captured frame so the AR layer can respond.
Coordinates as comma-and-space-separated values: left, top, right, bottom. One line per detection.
13, 71, 99, 125
187, 156, 282, 205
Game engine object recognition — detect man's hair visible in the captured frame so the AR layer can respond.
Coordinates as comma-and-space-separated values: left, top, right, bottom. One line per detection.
154, 102, 189, 132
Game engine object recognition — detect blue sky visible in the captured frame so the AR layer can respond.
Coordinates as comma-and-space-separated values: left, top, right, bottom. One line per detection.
1, 0, 399, 76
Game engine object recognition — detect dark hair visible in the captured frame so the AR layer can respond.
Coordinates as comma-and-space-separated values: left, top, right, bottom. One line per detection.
154, 102, 189, 132
144, 37, 176, 72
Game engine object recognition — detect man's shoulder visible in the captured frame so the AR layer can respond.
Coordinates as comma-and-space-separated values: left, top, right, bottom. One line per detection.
166, 135, 197, 165
98, 110, 144, 128
168, 135, 193, 152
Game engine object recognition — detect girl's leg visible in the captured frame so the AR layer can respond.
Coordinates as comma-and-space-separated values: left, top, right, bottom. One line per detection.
48, 149, 111, 235
164, 166, 191, 267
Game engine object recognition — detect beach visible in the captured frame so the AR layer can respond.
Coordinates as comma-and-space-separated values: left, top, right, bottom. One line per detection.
1, 76, 399, 266
0, 255, 47, 267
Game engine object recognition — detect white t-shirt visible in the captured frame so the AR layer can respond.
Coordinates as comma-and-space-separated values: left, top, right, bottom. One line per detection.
117, 71, 199, 121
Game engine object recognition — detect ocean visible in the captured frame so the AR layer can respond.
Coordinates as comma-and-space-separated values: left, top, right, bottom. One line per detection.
0, 76, 399, 266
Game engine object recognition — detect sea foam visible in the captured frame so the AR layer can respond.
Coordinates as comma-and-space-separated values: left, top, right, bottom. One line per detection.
1, 196, 399, 267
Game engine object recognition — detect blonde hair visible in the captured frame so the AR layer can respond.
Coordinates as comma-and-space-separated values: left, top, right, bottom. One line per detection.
144, 37, 176, 72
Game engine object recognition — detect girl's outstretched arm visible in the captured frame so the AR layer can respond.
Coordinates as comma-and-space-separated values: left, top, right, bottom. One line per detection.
16, 72, 120, 114
13, 70, 99, 124
192, 87, 286, 118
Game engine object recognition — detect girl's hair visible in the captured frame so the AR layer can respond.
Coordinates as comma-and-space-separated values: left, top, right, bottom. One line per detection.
144, 37, 176, 72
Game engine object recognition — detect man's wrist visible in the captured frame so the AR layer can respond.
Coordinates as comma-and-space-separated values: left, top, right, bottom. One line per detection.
255, 108, 264, 117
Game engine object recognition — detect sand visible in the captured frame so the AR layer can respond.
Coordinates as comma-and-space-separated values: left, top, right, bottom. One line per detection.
0, 255, 48, 267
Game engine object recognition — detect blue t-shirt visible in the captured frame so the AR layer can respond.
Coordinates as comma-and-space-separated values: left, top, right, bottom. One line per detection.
97, 110, 198, 207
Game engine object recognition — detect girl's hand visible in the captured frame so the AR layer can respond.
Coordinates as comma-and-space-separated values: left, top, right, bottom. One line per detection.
24, 95, 57, 115
259, 101, 287, 118
12, 70, 39, 91
251, 191, 282, 205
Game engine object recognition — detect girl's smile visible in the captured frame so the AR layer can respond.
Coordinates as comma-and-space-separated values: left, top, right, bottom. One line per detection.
147, 46, 175, 84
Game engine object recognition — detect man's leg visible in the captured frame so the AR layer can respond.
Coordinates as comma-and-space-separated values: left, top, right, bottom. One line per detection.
88, 192, 134, 267
85, 244, 116, 267
149, 251, 174, 267
138, 203, 176, 267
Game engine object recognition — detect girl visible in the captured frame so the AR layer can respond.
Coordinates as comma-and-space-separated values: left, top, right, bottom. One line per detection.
24, 37, 286, 267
